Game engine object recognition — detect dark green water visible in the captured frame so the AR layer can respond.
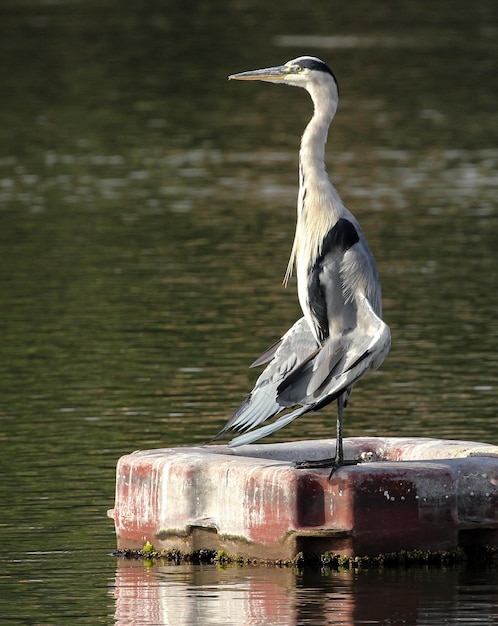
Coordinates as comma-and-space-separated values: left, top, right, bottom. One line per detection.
0, 1, 497, 623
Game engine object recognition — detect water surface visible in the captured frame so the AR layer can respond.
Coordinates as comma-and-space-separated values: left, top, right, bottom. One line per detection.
0, 0, 497, 624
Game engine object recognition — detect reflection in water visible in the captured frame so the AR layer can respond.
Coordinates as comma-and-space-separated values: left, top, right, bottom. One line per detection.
113, 561, 297, 626
112, 559, 498, 626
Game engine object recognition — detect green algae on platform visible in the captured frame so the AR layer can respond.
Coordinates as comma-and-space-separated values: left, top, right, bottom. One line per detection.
113, 543, 498, 569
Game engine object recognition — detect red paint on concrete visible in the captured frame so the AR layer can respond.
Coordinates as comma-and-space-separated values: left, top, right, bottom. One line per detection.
108, 437, 498, 558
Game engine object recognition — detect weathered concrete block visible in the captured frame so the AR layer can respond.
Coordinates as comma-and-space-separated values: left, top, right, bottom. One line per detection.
108, 437, 498, 558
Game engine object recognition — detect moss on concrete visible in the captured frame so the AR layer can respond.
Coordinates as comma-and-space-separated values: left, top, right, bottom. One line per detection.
113, 543, 498, 569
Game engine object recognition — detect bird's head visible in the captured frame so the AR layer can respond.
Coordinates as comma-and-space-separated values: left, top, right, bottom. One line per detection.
229, 56, 339, 101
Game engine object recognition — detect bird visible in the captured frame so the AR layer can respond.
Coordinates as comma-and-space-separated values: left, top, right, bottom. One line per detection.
212, 56, 391, 473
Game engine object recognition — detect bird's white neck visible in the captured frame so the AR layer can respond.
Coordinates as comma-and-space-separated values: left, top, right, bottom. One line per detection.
299, 83, 336, 181
284, 81, 341, 285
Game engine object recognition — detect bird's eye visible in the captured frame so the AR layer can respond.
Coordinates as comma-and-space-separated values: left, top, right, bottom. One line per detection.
295, 65, 304, 73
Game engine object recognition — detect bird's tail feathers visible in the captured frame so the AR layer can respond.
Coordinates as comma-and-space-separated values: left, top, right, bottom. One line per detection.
228, 405, 306, 447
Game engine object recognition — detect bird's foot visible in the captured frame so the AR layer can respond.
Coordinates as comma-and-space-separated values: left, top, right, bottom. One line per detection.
294, 457, 359, 478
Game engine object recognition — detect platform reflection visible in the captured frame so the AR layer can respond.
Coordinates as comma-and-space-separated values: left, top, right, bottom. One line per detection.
112, 557, 498, 625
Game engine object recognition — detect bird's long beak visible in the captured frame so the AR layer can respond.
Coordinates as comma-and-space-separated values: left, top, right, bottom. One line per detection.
228, 65, 287, 83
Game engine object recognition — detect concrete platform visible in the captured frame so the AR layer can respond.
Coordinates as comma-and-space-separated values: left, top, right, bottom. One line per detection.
108, 437, 498, 559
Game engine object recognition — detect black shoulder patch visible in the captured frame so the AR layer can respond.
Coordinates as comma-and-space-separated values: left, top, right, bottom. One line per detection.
308, 266, 329, 343
306, 218, 359, 344
321, 218, 359, 256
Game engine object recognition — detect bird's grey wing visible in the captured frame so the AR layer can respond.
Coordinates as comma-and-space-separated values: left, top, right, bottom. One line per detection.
212, 316, 318, 441
339, 212, 383, 317
250, 338, 283, 368
228, 339, 348, 447
279, 293, 390, 408
230, 295, 390, 447
276, 340, 347, 406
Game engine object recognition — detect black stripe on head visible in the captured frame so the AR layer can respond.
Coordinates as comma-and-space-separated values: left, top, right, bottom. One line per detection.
295, 57, 339, 94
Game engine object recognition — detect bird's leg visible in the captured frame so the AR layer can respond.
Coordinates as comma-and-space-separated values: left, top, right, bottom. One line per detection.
294, 394, 359, 477
329, 393, 345, 476
335, 394, 344, 464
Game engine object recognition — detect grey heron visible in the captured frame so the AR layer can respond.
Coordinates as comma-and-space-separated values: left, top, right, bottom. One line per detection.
213, 56, 391, 473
